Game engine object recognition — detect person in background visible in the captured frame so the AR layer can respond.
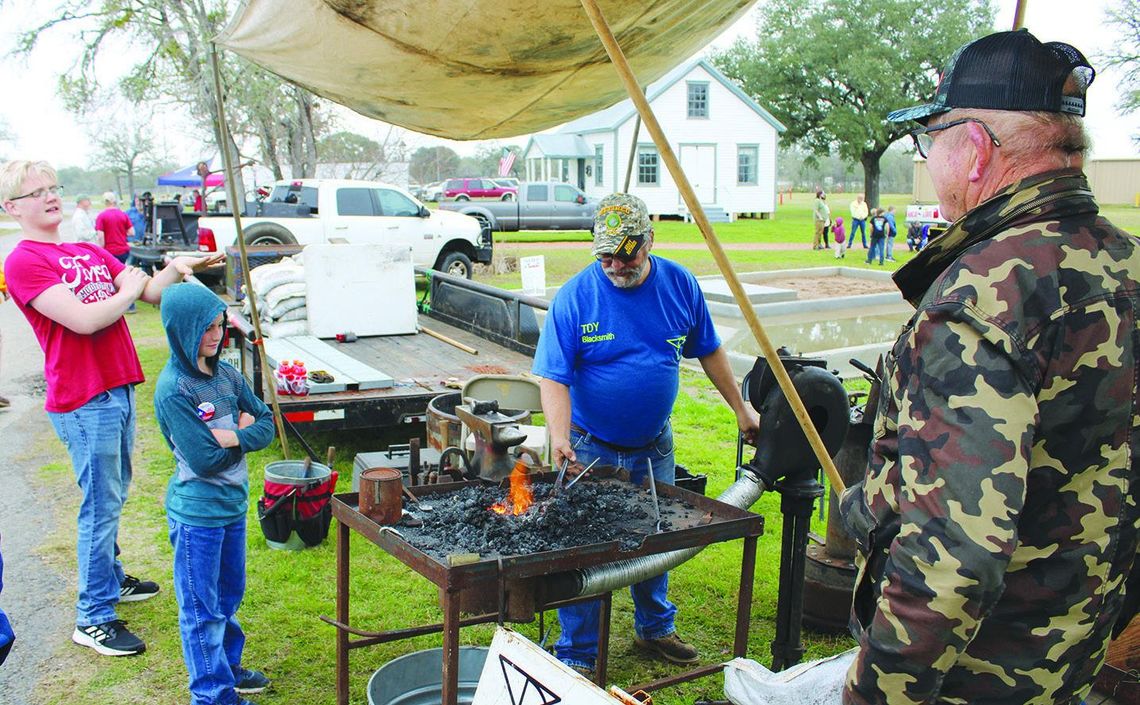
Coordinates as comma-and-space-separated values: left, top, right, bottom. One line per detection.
155, 283, 275, 705
95, 192, 134, 265
905, 220, 924, 251
1, 159, 223, 658
841, 29, 1140, 705
883, 205, 898, 261
71, 195, 98, 245
865, 208, 888, 265
832, 216, 847, 259
191, 189, 205, 213
533, 193, 759, 679
849, 194, 869, 248
126, 196, 146, 243
812, 190, 830, 250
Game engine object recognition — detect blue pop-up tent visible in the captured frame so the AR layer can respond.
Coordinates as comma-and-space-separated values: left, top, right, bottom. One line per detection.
157, 162, 224, 188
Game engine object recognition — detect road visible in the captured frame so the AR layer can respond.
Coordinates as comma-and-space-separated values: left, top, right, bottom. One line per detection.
0, 220, 74, 704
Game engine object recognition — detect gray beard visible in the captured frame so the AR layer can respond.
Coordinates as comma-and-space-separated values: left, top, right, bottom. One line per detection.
602, 261, 647, 288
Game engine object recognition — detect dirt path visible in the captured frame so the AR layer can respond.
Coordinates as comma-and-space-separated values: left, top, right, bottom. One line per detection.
0, 228, 72, 705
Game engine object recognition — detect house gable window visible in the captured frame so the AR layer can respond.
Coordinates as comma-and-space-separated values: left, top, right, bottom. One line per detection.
687, 81, 709, 119
594, 144, 604, 186
737, 145, 759, 185
637, 146, 659, 186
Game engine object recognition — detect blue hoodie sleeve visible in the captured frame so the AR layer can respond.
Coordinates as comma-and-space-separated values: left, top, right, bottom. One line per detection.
156, 394, 243, 477
233, 373, 275, 453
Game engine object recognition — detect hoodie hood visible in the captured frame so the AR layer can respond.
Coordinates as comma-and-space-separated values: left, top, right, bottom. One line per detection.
161, 283, 227, 377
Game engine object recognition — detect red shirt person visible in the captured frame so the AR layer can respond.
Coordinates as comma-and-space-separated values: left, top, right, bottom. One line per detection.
94, 192, 134, 261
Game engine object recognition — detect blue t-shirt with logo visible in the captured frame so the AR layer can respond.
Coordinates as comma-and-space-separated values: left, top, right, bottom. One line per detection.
533, 256, 720, 447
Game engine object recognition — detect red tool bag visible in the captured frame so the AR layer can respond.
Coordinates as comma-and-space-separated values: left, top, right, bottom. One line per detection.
257, 462, 338, 548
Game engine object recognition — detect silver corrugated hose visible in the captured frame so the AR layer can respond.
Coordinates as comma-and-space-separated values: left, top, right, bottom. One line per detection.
573, 468, 768, 598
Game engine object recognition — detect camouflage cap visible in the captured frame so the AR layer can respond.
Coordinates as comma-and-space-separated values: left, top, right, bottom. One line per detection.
592, 193, 651, 259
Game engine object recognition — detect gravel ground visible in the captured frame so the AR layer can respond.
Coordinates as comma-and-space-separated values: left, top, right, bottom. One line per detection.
0, 227, 71, 705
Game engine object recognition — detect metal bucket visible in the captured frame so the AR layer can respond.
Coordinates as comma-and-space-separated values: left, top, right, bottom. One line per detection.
367, 646, 488, 705
358, 467, 402, 525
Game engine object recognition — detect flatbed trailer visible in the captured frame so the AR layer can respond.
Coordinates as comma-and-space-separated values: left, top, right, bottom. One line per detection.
225, 268, 546, 436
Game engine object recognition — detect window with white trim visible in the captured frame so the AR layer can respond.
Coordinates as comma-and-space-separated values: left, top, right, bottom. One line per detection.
687, 82, 709, 118
594, 144, 604, 186
737, 146, 758, 185
637, 146, 659, 185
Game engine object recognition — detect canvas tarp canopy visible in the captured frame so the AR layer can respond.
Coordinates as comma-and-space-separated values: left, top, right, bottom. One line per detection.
215, 0, 757, 140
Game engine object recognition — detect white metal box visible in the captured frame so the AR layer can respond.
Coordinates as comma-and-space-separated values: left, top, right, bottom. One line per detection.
303, 243, 417, 338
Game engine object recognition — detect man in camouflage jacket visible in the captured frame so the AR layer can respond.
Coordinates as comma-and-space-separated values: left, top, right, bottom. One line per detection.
841, 30, 1140, 705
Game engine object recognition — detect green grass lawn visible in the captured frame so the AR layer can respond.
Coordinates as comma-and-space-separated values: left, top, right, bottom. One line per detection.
30, 190, 1136, 704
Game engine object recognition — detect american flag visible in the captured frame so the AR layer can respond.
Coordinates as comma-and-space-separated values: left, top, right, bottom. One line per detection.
498, 148, 517, 177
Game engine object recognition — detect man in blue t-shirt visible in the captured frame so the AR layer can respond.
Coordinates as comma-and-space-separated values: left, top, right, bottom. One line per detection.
532, 193, 759, 677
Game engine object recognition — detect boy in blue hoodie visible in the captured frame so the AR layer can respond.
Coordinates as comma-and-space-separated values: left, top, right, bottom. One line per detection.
155, 283, 276, 705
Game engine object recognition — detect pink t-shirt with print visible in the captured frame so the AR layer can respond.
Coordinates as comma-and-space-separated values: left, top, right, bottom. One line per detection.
3, 240, 143, 412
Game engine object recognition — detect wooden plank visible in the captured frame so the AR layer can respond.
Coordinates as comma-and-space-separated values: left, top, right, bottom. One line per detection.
262, 337, 351, 394
286, 336, 395, 391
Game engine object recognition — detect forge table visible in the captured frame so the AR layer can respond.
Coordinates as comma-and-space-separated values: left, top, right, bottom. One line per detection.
326, 481, 764, 705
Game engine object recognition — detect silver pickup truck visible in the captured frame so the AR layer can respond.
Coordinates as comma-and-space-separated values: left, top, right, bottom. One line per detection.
437, 181, 598, 236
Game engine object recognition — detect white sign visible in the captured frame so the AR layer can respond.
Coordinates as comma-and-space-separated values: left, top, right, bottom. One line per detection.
520, 255, 546, 297
473, 627, 627, 705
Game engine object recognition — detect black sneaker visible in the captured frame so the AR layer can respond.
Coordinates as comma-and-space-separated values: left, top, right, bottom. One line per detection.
72, 619, 146, 656
235, 669, 271, 694
120, 575, 160, 602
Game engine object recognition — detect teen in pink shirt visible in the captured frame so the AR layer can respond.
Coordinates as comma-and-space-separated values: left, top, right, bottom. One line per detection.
94, 192, 134, 260
1, 160, 223, 658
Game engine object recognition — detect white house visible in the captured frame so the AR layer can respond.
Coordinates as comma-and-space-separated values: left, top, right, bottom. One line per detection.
522, 58, 785, 220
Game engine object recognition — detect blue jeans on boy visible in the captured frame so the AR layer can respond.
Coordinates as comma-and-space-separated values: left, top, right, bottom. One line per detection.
169, 517, 248, 705
885, 234, 896, 260
555, 422, 678, 669
48, 385, 134, 627
866, 236, 886, 265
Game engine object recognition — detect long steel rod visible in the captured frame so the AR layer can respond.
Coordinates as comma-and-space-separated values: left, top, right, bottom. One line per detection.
578, 0, 845, 495
623, 111, 642, 192
208, 43, 290, 458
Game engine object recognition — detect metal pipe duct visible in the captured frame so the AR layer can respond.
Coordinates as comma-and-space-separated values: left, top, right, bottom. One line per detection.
544, 468, 769, 601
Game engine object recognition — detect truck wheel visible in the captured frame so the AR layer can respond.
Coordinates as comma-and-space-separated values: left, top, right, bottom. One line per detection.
456, 194, 470, 201
501, 192, 515, 201
244, 223, 298, 246
437, 251, 473, 279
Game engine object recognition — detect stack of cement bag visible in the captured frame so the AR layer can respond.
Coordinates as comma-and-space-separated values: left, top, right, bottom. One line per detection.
243, 255, 308, 338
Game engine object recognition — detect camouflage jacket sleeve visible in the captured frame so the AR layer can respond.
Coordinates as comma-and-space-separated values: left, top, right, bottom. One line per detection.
844, 299, 1038, 705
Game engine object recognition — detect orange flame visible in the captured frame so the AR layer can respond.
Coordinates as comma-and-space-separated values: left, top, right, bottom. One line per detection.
490, 459, 534, 516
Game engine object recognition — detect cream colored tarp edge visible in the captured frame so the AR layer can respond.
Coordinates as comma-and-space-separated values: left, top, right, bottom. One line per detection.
216, 0, 757, 140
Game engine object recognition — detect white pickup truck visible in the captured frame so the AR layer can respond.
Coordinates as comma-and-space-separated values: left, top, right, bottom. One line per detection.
197, 179, 491, 278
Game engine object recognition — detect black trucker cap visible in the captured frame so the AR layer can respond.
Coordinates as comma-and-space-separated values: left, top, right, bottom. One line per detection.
887, 29, 1095, 124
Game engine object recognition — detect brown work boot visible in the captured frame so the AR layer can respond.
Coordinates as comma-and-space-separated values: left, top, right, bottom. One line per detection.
634, 632, 699, 664
567, 664, 595, 679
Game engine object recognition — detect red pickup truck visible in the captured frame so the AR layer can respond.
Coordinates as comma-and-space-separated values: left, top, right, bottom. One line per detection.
443, 177, 517, 201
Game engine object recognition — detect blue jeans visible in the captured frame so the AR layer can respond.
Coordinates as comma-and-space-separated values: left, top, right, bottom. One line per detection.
48, 385, 134, 627
851, 218, 867, 247
169, 517, 248, 705
885, 234, 896, 259
866, 237, 886, 264
556, 422, 678, 669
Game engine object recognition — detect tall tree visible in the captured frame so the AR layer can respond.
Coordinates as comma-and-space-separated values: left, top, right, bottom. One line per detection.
713, 0, 993, 206
409, 146, 461, 183
317, 129, 407, 180
1100, 0, 1140, 143
91, 127, 157, 199
19, 0, 327, 201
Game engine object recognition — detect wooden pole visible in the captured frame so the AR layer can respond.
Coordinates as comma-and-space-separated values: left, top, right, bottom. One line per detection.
209, 43, 291, 460
623, 111, 642, 193
1011, 0, 1027, 29
579, 0, 846, 496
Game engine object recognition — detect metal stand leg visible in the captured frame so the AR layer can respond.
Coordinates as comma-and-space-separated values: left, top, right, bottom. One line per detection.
597, 592, 613, 687
442, 588, 461, 705
771, 476, 824, 672
336, 520, 350, 705
735, 536, 758, 657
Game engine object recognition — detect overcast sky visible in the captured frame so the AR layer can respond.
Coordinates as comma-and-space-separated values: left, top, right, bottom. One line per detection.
1, 0, 1135, 170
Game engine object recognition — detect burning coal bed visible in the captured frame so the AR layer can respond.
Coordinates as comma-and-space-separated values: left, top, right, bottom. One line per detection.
396, 478, 698, 561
